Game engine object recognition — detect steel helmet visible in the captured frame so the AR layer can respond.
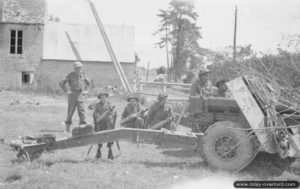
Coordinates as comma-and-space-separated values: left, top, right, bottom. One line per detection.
157, 92, 168, 100
73, 61, 83, 68
127, 94, 139, 102
198, 68, 210, 77
97, 90, 109, 99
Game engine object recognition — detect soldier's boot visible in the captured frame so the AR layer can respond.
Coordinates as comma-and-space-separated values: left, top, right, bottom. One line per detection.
96, 144, 102, 159
64, 122, 71, 133
107, 147, 114, 160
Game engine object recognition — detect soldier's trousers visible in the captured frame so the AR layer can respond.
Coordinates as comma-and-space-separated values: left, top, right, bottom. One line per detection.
122, 117, 143, 129
95, 116, 115, 149
65, 93, 86, 126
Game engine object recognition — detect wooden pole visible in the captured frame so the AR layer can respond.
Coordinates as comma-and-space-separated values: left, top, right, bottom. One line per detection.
233, 6, 237, 64
65, 31, 82, 61
165, 27, 170, 81
87, 0, 132, 93
146, 61, 150, 82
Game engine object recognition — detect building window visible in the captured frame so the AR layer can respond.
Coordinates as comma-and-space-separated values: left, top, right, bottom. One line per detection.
10, 30, 23, 54
22, 72, 34, 85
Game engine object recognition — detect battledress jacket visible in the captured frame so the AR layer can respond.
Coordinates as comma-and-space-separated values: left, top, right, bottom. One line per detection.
145, 101, 173, 127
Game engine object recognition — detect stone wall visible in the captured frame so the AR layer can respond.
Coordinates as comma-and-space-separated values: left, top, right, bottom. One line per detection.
0, 23, 44, 89
37, 60, 136, 91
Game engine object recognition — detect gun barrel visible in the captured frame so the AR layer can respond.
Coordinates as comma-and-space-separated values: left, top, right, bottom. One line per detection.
149, 117, 174, 130
120, 108, 148, 125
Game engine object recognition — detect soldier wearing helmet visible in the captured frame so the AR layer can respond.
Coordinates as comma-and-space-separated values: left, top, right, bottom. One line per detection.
190, 68, 213, 97
215, 79, 230, 97
93, 90, 117, 159
121, 94, 145, 129
59, 61, 91, 132
144, 92, 173, 130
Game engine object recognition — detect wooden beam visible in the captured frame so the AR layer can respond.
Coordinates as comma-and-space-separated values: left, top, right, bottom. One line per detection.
65, 31, 82, 61
87, 0, 132, 93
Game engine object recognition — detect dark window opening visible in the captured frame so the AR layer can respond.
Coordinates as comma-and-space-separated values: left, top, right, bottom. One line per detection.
22, 72, 33, 85
10, 30, 23, 54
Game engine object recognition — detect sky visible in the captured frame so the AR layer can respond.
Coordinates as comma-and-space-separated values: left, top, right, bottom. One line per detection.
47, 0, 300, 68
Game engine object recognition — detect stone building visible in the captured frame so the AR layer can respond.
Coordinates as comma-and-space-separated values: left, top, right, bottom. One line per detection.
0, 0, 45, 89
0, 0, 136, 90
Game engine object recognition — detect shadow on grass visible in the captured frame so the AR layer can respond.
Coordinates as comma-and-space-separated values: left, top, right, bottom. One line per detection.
40, 158, 114, 167
241, 152, 298, 178
161, 148, 201, 158
5, 174, 22, 183
125, 159, 208, 170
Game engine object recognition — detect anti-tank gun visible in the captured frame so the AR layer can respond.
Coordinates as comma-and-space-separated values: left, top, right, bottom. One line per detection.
185, 76, 300, 172
9, 76, 300, 174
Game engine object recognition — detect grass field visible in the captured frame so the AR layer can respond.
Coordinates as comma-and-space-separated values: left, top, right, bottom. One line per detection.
0, 91, 299, 189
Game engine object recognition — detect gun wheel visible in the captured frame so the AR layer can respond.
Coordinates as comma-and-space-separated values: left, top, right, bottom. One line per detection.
16, 148, 30, 162
202, 121, 258, 172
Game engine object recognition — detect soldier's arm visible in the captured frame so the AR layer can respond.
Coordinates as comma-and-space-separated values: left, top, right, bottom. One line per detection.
144, 105, 155, 128
190, 82, 198, 96
85, 78, 91, 88
59, 75, 69, 93
84, 75, 91, 88
109, 103, 117, 116
121, 107, 128, 119
168, 105, 174, 117
93, 104, 104, 124
137, 104, 144, 117
93, 105, 100, 119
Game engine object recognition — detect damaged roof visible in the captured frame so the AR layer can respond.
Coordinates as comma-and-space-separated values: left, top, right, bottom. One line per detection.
1, 0, 46, 24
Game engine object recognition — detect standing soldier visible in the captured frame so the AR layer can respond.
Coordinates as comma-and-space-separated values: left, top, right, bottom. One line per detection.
190, 68, 213, 97
93, 90, 116, 159
60, 61, 90, 132
120, 94, 145, 129
144, 92, 174, 130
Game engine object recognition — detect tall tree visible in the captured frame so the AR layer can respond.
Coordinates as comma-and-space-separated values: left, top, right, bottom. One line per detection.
154, 0, 202, 81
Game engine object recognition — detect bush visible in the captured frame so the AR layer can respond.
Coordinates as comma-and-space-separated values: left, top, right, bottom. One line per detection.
156, 66, 167, 75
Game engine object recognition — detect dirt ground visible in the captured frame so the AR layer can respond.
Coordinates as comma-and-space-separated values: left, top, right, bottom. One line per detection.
0, 91, 299, 189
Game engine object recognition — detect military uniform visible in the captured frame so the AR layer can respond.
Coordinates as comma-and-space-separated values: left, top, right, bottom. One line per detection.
215, 79, 231, 98
121, 103, 144, 129
93, 100, 116, 132
93, 98, 116, 159
190, 79, 213, 97
60, 70, 90, 127
144, 101, 173, 129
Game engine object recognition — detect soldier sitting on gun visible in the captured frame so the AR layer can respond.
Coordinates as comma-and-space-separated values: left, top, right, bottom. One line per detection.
190, 68, 213, 97
215, 79, 231, 98
144, 92, 174, 130
120, 94, 146, 129
93, 90, 116, 159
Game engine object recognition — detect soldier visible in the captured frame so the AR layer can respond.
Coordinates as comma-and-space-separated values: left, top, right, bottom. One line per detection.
215, 79, 230, 97
190, 68, 213, 97
93, 90, 116, 159
121, 94, 145, 129
59, 61, 90, 132
121, 95, 144, 129
144, 92, 174, 130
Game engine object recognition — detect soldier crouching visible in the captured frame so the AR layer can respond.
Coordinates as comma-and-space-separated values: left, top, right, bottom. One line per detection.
93, 90, 116, 159
120, 94, 144, 129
